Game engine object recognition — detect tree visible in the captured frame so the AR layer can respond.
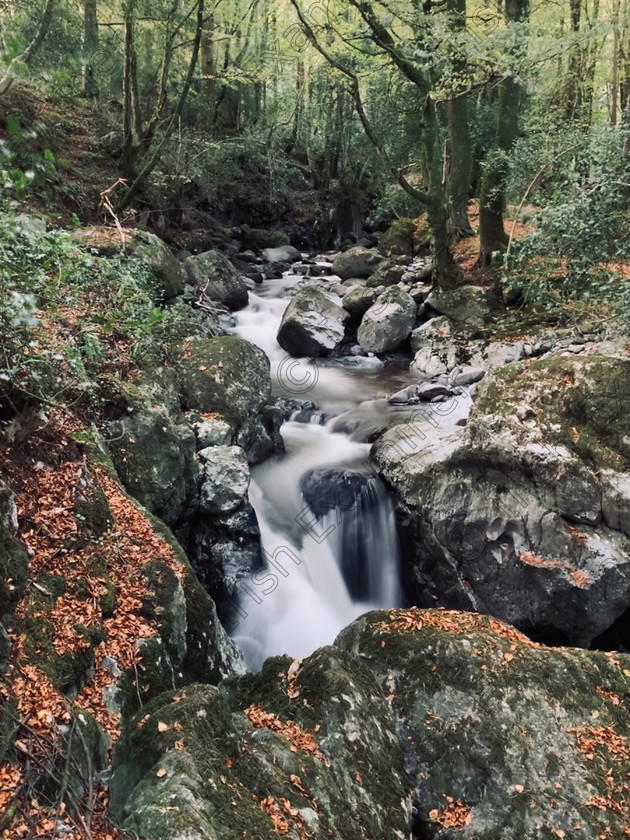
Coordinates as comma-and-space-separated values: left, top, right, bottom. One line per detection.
82, 0, 99, 99
478, 0, 529, 266
0, 0, 56, 95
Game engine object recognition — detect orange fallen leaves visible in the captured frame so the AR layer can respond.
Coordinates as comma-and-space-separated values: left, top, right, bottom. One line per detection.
568, 725, 630, 762
428, 795, 473, 829
244, 705, 329, 765
0, 411, 191, 840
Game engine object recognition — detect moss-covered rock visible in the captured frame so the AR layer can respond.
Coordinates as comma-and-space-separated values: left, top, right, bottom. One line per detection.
171, 335, 272, 428
336, 608, 630, 840
373, 354, 630, 648
111, 646, 409, 840
378, 217, 417, 256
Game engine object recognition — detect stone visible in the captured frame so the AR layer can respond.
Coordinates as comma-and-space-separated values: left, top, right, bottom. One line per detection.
332, 246, 386, 280
104, 404, 198, 527
365, 262, 405, 288
342, 284, 380, 317
425, 285, 492, 325
277, 286, 348, 357
191, 416, 233, 449
449, 366, 486, 388
198, 446, 250, 515
172, 336, 272, 428
357, 286, 416, 354
72, 227, 186, 298
241, 224, 289, 251
377, 217, 416, 256
184, 250, 249, 311
372, 355, 630, 648
262, 245, 301, 263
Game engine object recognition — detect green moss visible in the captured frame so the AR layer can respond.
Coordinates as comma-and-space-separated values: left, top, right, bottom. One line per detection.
98, 572, 117, 618
74, 623, 107, 646
74, 482, 112, 542
0, 525, 29, 615
0, 694, 17, 763
118, 636, 180, 719
71, 428, 119, 478
142, 559, 180, 646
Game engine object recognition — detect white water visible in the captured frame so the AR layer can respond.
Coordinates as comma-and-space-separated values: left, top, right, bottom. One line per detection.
229, 267, 471, 670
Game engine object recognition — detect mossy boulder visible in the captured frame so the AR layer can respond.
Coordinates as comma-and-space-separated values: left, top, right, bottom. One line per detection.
378, 217, 417, 257
171, 336, 272, 428
184, 250, 249, 311
111, 646, 408, 840
336, 608, 630, 840
71, 227, 186, 298
104, 402, 198, 526
332, 246, 386, 280
241, 224, 289, 251
372, 354, 630, 647
276, 286, 349, 358
425, 285, 493, 325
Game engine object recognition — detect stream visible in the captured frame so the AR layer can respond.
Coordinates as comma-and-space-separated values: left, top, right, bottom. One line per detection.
229, 265, 472, 670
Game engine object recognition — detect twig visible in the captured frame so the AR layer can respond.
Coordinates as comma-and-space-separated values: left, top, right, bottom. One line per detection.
97, 179, 129, 253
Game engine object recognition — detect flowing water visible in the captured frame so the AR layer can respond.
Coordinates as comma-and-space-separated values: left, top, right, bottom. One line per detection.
229, 268, 471, 670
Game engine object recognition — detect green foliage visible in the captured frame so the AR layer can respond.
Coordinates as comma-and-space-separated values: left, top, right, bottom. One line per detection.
502, 123, 630, 316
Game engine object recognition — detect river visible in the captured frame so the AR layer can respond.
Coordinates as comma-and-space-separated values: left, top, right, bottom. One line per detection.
229, 264, 471, 670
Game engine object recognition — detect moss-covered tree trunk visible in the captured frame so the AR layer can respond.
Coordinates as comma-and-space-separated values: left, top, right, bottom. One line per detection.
478, 0, 529, 266
445, 0, 473, 241
82, 0, 98, 99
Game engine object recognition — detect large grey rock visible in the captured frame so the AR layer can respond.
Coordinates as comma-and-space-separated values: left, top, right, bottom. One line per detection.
372, 355, 630, 647
184, 250, 249, 311
425, 285, 492, 325
72, 227, 186, 298
198, 446, 250, 515
262, 245, 301, 263
342, 284, 381, 317
172, 336, 271, 427
357, 286, 416, 354
365, 262, 405, 288
337, 608, 630, 840
332, 246, 385, 280
104, 404, 197, 526
277, 286, 348, 357
111, 647, 408, 840
112, 607, 630, 840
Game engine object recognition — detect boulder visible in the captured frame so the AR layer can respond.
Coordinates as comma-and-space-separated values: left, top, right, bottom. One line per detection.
104, 404, 198, 527
110, 648, 408, 840
425, 285, 492, 325
241, 224, 289, 251
262, 245, 301, 263
342, 284, 381, 317
377, 217, 416, 256
197, 445, 250, 515
171, 336, 271, 428
184, 250, 249, 311
365, 262, 405, 288
72, 227, 186, 298
372, 355, 630, 648
277, 286, 348, 358
112, 606, 630, 840
332, 246, 385, 280
357, 286, 416, 354
337, 608, 630, 840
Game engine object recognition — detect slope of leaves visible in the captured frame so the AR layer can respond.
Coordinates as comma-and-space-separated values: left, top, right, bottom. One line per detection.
0, 409, 187, 840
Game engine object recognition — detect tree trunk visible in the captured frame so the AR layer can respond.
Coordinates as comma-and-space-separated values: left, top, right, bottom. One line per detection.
445, 0, 473, 241
479, 0, 528, 265
121, 5, 141, 178
199, 13, 216, 130
82, 0, 99, 99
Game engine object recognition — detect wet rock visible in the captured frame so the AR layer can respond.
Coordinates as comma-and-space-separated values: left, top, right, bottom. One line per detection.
357, 286, 416, 354
365, 262, 405, 288
184, 250, 249, 311
449, 366, 486, 388
277, 286, 348, 358
332, 246, 385, 280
